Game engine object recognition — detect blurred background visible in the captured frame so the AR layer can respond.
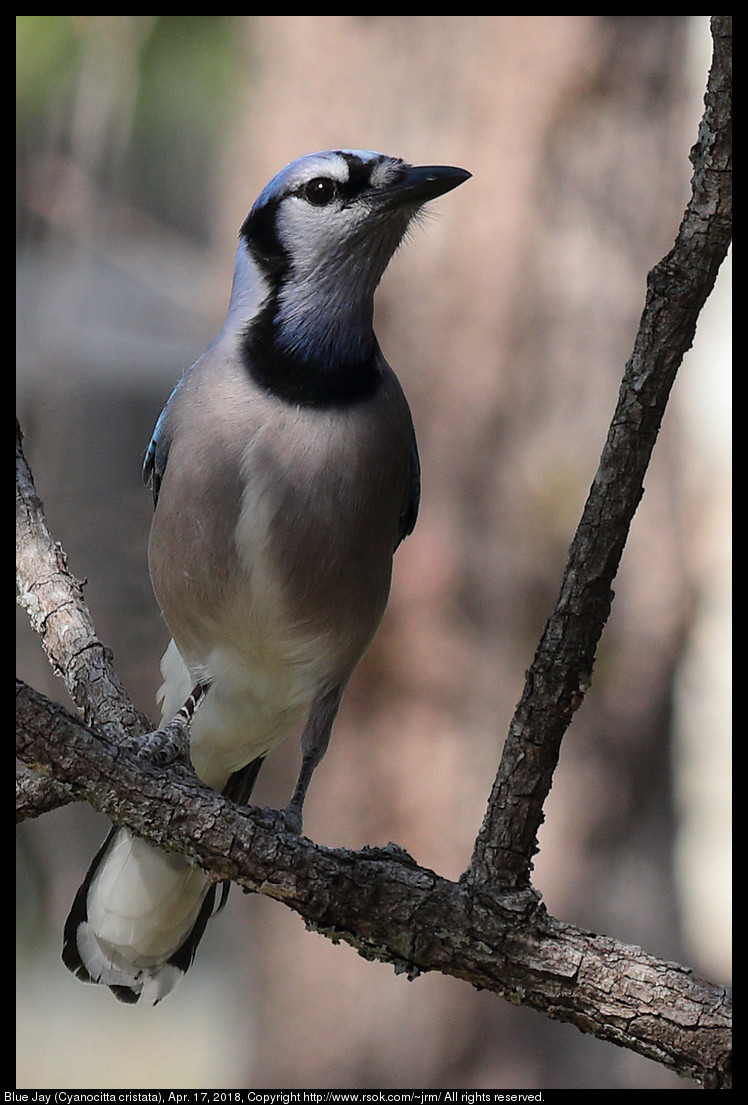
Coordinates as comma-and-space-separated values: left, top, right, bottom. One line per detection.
16, 16, 730, 1091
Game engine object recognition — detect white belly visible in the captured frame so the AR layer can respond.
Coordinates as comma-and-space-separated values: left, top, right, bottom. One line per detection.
157, 621, 334, 792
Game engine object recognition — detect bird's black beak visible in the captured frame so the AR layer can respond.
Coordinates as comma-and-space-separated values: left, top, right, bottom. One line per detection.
381, 164, 472, 207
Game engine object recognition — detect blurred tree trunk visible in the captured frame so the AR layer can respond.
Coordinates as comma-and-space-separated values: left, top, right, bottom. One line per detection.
219, 15, 696, 1087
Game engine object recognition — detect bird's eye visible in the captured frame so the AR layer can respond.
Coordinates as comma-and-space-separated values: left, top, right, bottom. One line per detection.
303, 177, 338, 206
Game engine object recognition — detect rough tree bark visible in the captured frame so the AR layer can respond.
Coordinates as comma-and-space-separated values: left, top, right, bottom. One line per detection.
16, 15, 731, 1091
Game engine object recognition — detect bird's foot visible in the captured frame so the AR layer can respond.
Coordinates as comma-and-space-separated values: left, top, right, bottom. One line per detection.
278, 804, 303, 836
127, 718, 191, 768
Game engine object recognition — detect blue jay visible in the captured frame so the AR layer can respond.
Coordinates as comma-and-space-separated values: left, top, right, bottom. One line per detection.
62, 149, 470, 1003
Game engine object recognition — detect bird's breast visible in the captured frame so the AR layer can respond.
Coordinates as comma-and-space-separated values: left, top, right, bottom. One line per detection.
148, 359, 412, 695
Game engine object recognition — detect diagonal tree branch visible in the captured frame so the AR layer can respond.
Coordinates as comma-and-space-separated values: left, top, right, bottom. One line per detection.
466, 13, 732, 892
16, 416, 153, 818
16, 418, 152, 745
16, 676, 732, 1088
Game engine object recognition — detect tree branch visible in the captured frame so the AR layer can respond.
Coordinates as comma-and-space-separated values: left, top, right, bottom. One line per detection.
16, 416, 152, 817
16, 676, 731, 1088
466, 13, 732, 892
16, 419, 152, 744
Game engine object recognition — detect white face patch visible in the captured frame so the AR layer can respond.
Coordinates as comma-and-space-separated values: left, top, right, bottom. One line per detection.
274, 192, 371, 279
276, 154, 404, 272
246, 150, 412, 290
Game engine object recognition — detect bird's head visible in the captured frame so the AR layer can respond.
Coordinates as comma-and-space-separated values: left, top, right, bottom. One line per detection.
228, 150, 470, 400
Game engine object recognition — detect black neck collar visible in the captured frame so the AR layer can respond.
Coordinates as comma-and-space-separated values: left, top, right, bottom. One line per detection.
241, 314, 383, 408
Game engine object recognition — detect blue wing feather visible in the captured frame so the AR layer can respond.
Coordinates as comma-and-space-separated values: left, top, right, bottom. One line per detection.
143, 377, 185, 507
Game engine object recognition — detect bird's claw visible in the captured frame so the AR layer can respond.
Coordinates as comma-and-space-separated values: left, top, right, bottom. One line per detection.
128, 719, 191, 767
278, 804, 303, 836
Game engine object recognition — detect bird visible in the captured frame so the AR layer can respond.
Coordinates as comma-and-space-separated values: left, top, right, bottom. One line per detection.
62, 149, 471, 1004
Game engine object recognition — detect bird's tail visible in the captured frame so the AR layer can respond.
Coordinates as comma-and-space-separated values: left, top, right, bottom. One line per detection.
62, 637, 270, 1003
62, 824, 217, 1004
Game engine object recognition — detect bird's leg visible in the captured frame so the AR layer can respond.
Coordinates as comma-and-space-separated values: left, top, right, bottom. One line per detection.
130, 679, 212, 767
281, 686, 342, 835
223, 754, 267, 807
